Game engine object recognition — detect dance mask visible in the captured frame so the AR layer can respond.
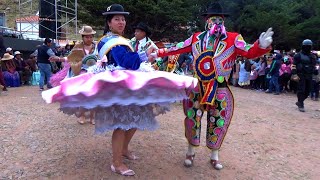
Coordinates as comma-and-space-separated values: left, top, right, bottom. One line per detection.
206, 16, 226, 37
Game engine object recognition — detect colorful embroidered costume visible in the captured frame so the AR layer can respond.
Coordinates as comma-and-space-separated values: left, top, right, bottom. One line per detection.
156, 31, 270, 149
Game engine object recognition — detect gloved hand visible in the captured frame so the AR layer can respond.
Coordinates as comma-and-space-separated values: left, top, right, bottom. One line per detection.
259, 28, 274, 49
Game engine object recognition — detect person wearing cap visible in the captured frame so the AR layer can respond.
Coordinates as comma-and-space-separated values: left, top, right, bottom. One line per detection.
50, 25, 97, 77
96, 4, 159, 176
151, 1, 273, 170
131, 22, 157, 52
265, 53, 282, 95
49, 25, 98, 125
291, 39, 318, 112
6, 47, 13, 55
37, 38, 56, 90
1, 53, 20, 87
42, 4, 197, 177
13, 51, 32, 85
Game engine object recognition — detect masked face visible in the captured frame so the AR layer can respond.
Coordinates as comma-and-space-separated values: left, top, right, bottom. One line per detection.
301, 45, 312, 53
206, 16, 226, 36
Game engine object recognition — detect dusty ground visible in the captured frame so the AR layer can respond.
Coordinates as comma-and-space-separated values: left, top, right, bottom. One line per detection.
0, 86, 319, 180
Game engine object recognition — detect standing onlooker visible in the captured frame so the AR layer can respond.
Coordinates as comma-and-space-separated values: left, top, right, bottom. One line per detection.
266, 53, 282, 95
291, 39, 318, 112
310, 59, 320, 101
232, 58, 240, 86
256, 56, 267, 90
238, 57, 250, 88
250, 58, 260, 89
279, 56, 291, 92
37, 38, 56, 91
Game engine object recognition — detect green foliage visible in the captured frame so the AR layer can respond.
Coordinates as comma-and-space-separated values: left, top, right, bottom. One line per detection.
78, 0, 320, 50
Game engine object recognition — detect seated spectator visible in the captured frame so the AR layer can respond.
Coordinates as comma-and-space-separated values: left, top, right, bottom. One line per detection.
6, 47, 13, 55
14, 51, 32, 85
26, 54, 38, 72
1, 53, 20, 87
0, 64, 7, 91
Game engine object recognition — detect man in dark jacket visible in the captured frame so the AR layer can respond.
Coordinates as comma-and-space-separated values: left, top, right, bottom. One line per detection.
36, 38, 56, 91
266, 52, 282, 95
292, 39, 318, 112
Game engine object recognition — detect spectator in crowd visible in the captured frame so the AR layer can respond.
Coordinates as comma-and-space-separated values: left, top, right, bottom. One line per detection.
310, 59, 320, 101
256, 56, 267, 91
250, 58, 260, 89
26, 54, 38, 72
0, 63, 7, 91
238, 57, 250, 88
264, 55, 273, 91
279, 56, 292, 92
14, 51, 32, 85
6, 47, 13, 55
266, 53, 282, 95
232, 58, 240, 86
1, 53, 20, 87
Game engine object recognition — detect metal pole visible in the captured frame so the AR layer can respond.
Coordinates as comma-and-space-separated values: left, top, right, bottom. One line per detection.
75, 0, 77, 37
66, 0, 68, 36
19, 0, 21, 37
55, 0, 58, 41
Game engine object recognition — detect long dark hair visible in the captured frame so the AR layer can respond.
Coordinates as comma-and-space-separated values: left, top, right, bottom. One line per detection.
103, 15, 115, 35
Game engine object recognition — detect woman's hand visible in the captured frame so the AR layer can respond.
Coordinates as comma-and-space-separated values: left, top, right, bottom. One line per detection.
146, 45, 158, 63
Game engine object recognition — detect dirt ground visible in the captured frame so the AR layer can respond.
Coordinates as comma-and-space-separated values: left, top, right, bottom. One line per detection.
0, 86, 319, 180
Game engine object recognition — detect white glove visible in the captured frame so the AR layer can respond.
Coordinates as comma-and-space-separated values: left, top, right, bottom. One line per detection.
259, 28, 274, 49
150, 52, 158, 58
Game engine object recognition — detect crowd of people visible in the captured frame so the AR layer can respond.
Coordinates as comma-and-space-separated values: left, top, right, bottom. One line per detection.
230, 49, 320, 104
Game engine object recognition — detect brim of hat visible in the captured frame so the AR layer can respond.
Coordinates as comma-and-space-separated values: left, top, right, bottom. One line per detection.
1, 57, 14, 61
79, 30, 96, 35
102, 11, 130, 15
201, 13, 230, 17
133, 27, 151, 36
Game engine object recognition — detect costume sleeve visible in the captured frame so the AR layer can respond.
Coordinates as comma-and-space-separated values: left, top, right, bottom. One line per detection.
234, 34, 271, 59
156, 35, 194, 57
110, 45, 144, 70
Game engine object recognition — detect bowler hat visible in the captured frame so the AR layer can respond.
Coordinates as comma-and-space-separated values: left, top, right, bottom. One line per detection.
1, 53, 14, 61
201, 2, 229, 17
133, 22, 151, 36
102, 4, 129, 15
79, 26, 96, 35
14, 51, 22, 56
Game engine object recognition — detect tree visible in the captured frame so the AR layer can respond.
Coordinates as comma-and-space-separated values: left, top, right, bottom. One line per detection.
78, 0, 320, 50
